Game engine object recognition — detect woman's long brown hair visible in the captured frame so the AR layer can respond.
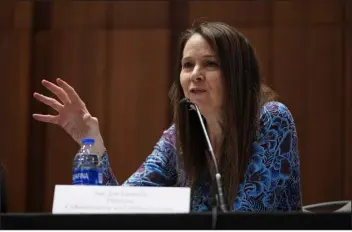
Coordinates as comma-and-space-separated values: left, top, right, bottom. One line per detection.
169, 21, 276, 209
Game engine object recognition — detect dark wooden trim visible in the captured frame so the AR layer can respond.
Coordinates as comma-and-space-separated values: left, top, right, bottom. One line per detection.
26, 0, 52, 212
343, 0, 352, 200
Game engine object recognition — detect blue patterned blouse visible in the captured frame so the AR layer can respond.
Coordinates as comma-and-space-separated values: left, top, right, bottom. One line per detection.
100, 101, 302, 212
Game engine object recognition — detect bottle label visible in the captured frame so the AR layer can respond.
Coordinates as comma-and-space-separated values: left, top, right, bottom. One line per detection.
72, 168, 103, 185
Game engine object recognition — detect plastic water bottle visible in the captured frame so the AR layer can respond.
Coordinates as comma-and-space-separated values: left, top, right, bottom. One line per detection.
72, 138, 103, 185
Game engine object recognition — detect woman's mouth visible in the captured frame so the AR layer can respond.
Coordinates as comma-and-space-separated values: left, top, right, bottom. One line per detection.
190, 88, 207, 94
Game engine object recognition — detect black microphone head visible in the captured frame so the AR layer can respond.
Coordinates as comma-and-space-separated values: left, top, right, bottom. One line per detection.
180, 98, 193, 111
179, 97, 191, 107
180, 98, 198, 112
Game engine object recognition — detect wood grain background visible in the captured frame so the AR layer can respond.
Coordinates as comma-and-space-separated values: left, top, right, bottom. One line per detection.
0, 0, 350, 212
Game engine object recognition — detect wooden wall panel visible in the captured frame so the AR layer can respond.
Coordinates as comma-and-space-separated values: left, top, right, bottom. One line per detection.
28, 32, 52, 212
304, 26, 344, 203
0, 0, 14, 29
189, 1, 270, 27
107, 30, 170, 184
347, 0, 352, 23
0, 1, 32, 212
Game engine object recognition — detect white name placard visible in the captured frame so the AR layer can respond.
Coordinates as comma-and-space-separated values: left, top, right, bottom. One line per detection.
52, 185, 191, 214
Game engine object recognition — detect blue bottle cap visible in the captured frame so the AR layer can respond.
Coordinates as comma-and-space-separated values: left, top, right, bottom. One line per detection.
81, 138, 95, 145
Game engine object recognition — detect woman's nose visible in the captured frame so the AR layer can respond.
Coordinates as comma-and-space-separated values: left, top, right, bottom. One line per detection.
190, 67, 205, 82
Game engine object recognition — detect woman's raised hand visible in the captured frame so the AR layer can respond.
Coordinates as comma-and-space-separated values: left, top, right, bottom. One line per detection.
33, 78, 105, 154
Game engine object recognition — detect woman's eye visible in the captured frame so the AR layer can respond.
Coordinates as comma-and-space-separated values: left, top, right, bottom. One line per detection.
207, 61, 218, 67
182, 62, 193, 69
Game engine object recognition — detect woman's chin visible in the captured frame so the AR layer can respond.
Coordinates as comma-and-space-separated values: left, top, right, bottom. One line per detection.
192, 102, 209, 116
189, 95, 207, 106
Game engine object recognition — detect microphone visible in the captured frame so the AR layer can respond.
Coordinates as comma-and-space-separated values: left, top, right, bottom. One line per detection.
180, 98, 228, 213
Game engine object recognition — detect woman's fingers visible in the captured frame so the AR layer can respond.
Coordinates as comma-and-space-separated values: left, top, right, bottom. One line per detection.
33, 92, 63, 112
56, 78, 83, 105
32, 114, 59, 124
41, 79, 70, 104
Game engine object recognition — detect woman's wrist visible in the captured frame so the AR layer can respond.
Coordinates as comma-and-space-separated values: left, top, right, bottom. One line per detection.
85, 118, 106, 156
92, 135, 106, 156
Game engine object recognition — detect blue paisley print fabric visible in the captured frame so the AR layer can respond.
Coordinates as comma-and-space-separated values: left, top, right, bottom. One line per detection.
100, 101, 302, 212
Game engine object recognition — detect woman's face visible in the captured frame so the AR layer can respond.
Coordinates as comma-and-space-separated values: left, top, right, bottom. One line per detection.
180, 33, 224, 118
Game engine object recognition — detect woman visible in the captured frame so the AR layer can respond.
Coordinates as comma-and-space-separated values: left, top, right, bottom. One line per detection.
33, 21, 302, 212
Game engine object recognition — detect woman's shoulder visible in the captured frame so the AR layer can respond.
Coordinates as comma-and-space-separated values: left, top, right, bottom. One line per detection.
261, 101, 294, 119
154, 124, 177, 152
259, 101, 296, 133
